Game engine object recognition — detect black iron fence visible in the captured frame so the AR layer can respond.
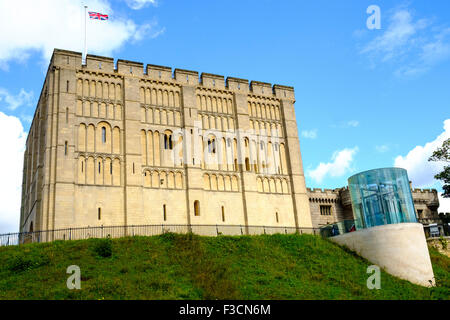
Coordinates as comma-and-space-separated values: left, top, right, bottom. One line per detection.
0, 224, 320, 247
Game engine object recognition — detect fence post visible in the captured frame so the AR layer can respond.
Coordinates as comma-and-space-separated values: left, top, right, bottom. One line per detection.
69, 228, 72, 240
263, 226, 266, 235
216, 224, 218, 236
240, 225, 243, 235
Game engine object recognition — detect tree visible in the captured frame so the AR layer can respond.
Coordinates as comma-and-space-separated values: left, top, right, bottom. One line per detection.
428, 138, 450, 198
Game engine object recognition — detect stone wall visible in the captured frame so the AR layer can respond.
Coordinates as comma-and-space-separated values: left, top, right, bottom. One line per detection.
19, 48, 313, 234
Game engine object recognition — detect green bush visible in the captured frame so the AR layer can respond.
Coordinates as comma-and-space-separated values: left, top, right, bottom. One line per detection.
91, 238, 113, 258
8, 252, 50, 272
439, 236, 448, 250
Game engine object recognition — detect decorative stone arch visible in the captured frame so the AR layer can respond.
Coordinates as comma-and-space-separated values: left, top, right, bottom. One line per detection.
168, 171, 175, 188
141, 129, 147, 165
78, 123, 86, 152
160, 171, 167, 188
175, 171, 183, 189
231, 175, 239, 191
96, 121, 112, 154
281, 179, 289, 194
224, 175, 231, 191
269, 178, 276, 193
217, 174, 225, 191
86, 124, 95, 152
256, 177, 263, 192
275, 178, 282, 194
263, 177, 270, 193
151, 170, 159, 188
203, 173, 211, 190
112, 158, 121, 186
210, 174, 218, 190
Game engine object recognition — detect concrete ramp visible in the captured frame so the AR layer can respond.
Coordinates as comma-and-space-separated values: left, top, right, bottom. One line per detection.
330, 223, 435, 287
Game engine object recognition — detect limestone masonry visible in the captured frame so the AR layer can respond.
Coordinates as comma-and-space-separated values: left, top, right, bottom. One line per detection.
20, 49, 313, 233
20, 49, 442, 234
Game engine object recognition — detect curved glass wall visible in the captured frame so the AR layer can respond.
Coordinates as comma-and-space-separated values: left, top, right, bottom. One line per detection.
348, 168, 417, 230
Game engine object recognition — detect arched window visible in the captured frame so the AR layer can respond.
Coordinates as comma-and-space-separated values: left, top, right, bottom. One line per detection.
164, 132, 173, 150
98, 208, 101, 220
163, 204, 167, 221
245, 157, 250, 171
102, 126, 106, 143
276, 212, 279, 223
221, 206, 225, 222
208, 138, 216, 153
194, 200, 200, 216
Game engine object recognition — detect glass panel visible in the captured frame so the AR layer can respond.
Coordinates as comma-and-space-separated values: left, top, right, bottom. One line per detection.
348, 167, 417, 230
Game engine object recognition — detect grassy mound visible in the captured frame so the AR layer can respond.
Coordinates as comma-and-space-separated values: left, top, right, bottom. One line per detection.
0, 233, 448, 299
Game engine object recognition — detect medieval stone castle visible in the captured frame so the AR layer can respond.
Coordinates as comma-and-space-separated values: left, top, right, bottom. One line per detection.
19, 49, 441, 234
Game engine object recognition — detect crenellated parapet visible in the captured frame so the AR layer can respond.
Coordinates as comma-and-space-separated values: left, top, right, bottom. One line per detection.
306, 188, 341, 203
411, 188, 439, 208
50, 49, 295, 98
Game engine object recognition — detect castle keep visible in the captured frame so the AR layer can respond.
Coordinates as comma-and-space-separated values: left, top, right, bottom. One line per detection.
20, 49, 313, 234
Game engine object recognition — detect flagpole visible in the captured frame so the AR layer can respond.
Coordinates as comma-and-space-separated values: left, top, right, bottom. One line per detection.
83, 5, 87, 64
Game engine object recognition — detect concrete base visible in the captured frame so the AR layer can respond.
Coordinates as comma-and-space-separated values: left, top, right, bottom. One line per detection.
330, 223, 435, 287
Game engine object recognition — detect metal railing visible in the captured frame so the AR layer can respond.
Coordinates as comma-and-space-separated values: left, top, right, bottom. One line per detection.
0, 224, 319, 247
319, 220, 357, 238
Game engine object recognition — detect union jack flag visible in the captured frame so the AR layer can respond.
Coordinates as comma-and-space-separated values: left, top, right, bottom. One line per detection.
88, 11, 108, 20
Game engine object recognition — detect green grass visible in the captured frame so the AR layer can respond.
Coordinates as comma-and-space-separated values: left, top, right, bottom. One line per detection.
0, 233, 448, 300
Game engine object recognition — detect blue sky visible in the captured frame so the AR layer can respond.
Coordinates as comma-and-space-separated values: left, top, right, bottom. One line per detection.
0, 0, 449, 231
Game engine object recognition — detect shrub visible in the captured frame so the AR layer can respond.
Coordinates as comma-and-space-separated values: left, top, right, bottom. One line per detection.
91, 238, 113, 258
439, 236, 448, 250
8, 252, 50, 272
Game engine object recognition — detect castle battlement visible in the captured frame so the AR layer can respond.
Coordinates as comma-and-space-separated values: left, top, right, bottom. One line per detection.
51, 49, 295, 99
412, 188, 438, 194
306, 187, 341, 193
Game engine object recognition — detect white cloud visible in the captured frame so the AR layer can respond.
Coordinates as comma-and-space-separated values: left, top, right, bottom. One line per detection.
331, 120, 359, 128
301, 129, 317, 139
346, 120, 359, 127
0, 112, 27, 233
132, 21, 165, 42
308, 147, 358, 183
361, 9, 428, 62
375, 144, 389, 153
438, 193, 450, 213
0, 0, 164, 69
0, 88, 33, 111
125, 0, 157, 10
359, 7, 450, 77
394, 119, 450, 188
